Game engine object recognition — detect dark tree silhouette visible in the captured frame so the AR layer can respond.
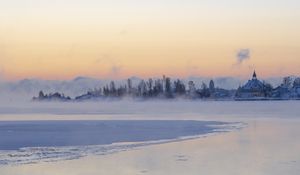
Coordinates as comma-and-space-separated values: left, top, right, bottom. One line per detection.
164, 77, 173, 98
209, 80, 215, 93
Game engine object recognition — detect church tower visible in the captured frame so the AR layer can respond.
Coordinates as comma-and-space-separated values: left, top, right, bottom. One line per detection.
252, 71, 257, 80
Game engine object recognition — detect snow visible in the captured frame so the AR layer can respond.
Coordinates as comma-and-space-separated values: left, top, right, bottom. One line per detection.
242, 78, 264, 90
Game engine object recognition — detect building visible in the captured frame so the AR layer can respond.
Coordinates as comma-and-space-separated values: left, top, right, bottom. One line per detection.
235, 71, 266, 98
272, 77, 300, 99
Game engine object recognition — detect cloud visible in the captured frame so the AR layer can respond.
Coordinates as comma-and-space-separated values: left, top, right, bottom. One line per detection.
236, 49, 250, 64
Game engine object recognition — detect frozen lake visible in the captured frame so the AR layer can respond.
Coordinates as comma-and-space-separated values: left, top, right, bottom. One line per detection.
0, 120, 242, 165
0, 120, 232, 150
0, 101, 299, 174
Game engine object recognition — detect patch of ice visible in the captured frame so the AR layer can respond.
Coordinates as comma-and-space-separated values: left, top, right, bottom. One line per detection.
0, 121, 245, 166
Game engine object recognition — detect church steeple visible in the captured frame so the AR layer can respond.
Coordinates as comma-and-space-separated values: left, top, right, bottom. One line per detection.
252, 70, 257, 79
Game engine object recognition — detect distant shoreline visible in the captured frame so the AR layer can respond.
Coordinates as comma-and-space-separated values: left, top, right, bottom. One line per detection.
234, 98, 300, 101
31, 73, 300, 102
31, 96, 300, 102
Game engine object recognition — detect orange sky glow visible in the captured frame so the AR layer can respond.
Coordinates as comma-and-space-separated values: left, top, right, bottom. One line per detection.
0, 0, 300, 80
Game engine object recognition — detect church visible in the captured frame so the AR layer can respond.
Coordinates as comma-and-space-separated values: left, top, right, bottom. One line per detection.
235, 71, 266, 98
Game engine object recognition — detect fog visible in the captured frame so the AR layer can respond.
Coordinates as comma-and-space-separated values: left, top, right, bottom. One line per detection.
0, 76, 285, 103
1, 100, 299, 121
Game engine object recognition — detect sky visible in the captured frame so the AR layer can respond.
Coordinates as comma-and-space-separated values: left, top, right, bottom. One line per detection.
0, 0, 300, 80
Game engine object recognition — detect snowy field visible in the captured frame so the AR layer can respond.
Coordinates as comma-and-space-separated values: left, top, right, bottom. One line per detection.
0, 100, 300, 175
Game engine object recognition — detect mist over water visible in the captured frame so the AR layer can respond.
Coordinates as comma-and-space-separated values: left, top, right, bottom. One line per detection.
0, 76, 284, 102
0, 100, 299, 120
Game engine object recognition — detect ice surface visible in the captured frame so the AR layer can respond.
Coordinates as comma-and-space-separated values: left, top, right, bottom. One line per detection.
0, 120, 244, 166
0, 101, 299, 175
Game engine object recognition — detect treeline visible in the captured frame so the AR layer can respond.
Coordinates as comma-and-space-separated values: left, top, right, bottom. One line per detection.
33, 75, 233, 101
75, 75, 228, 100
32, 75, 300, 102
